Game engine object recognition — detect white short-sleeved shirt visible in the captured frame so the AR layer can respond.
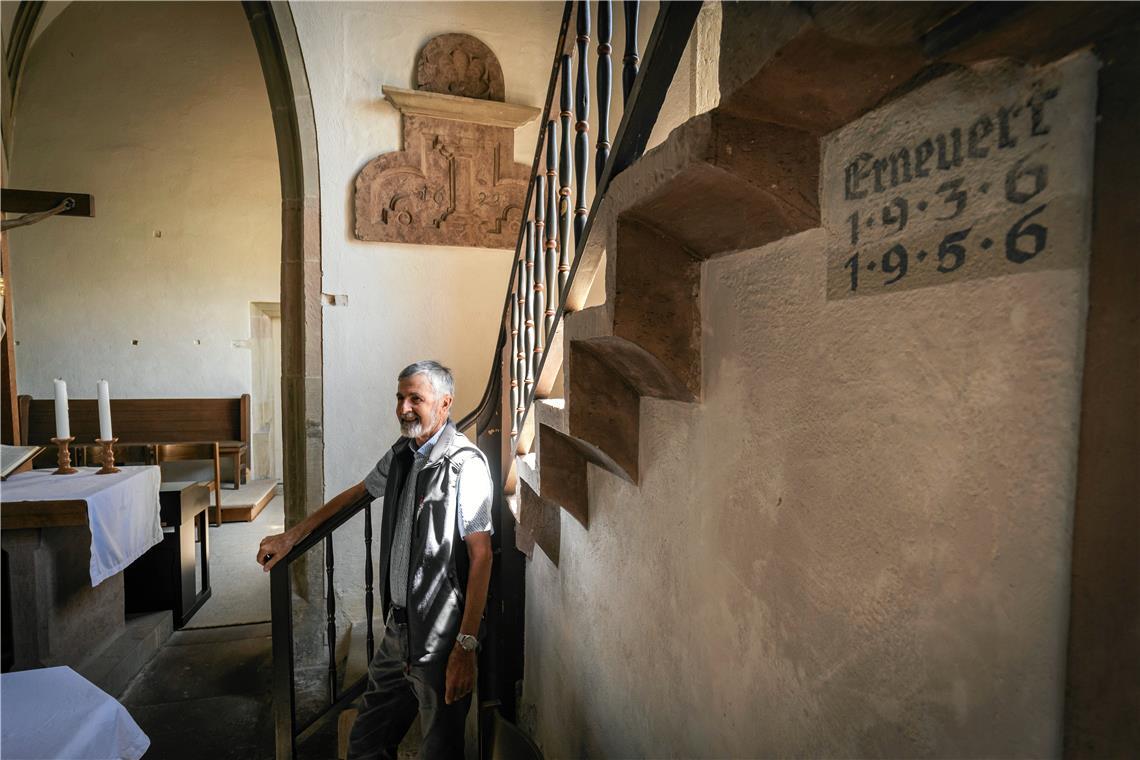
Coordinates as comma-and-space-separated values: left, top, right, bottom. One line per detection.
363, 426, 494, 538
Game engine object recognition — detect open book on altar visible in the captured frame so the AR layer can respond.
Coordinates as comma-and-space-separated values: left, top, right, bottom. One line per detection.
1, 445, 44, 480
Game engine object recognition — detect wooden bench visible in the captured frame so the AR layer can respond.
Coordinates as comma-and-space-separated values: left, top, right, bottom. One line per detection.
17, 395, 250, 526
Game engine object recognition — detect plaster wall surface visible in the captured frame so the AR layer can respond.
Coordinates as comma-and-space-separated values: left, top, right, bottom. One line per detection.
286, 1, 563, 608
521, 58, 1094, 758
8, 1, 279, 400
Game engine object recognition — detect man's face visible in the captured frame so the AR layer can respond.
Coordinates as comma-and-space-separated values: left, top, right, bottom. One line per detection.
396, 373, 452, 441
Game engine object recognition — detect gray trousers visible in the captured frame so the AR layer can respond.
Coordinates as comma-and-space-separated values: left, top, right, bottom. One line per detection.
346, 612, 470, 760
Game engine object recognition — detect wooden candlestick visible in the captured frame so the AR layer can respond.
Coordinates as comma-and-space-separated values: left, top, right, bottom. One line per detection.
95, 438, 121, 474
50, 436, 78, 474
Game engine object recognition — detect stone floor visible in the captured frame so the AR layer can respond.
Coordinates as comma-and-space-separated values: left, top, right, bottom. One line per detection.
119, 621, 421, 759
120, 623, 278, 760
183, 492, 284, 629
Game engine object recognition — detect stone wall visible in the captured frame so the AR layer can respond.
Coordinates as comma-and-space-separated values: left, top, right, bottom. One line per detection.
520, 49, 1100, 759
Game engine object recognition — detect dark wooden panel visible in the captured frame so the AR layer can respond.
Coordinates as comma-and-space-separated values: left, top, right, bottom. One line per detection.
1, 499, 88, 530
1, 189, 94, 218
21, 395, 249, 445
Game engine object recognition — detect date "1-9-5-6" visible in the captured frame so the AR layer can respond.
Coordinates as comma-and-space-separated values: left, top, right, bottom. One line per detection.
843, 204, 1048, 291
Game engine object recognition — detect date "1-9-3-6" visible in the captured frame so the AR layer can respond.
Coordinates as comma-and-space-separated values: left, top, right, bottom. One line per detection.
843, 204, 1048, 292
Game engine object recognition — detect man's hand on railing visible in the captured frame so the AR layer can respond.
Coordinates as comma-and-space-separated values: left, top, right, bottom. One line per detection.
258, 528, 299, 572
256, 480, 371, 572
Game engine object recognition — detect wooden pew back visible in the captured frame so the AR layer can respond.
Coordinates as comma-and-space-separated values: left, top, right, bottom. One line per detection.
18, 395, 250, 446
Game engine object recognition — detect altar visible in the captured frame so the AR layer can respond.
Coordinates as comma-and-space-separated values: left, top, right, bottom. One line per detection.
1, 466, 163, 673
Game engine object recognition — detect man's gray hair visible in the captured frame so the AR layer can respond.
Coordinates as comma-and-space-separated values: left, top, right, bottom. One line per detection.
398, 360, 455, 397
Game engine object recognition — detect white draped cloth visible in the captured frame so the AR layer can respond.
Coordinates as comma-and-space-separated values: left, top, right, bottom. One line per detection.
1, 666, 150, 760
1, 466, 163, 586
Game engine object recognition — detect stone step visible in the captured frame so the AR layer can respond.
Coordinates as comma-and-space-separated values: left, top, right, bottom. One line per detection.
520, 4, 1004, 565
517, 479, 560, 566
534, 398, 567, 436
76, 611, 172, 698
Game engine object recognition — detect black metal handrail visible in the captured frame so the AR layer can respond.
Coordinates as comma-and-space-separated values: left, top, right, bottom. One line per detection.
270, 491, 373, 759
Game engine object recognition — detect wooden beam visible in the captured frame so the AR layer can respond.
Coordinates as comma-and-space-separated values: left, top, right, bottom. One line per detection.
1, 188, 94, 217
1, 499, 88, 530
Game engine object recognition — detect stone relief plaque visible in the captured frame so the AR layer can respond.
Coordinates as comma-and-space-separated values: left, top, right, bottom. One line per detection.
416, 33, 505, 102
822, 52, 1098, 299
355, 116, 528, 249
354, 34, 533, 250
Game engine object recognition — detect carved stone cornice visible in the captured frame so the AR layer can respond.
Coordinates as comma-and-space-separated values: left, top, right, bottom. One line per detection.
382, 86, 540, 129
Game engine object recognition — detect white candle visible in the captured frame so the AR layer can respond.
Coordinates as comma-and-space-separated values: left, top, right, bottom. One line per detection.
97, 379, 113, 440
53, 378, 70, 440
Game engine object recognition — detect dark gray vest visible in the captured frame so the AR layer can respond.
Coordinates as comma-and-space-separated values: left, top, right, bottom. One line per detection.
377, 421, 487, 664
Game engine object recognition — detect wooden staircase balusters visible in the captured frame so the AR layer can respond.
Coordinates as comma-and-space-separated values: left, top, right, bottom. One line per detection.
515, 259, 527, 432
558, 55, 574, 306
532, 200, 546, 368
509, 284, 520, 438
622, 0, 640, 104
596, 0, 613, 189
523, 221, 536, 391
574, 1, 591, 247
363, 505, 374, 664
545, 121, 560, 337
325, 535, 337, 704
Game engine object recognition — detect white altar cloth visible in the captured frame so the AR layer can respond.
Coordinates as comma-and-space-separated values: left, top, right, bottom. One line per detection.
1, 467, 162, 586
1, 666, 150, 760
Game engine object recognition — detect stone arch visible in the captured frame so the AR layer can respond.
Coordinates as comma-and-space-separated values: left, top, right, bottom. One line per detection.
242, 1, 324, 527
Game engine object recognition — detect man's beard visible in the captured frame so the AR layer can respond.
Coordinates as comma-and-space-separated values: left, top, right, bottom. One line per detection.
399, 416, 424, 439
400, 402, 441, 439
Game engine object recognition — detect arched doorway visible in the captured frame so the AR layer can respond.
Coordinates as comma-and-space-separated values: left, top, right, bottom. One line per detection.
242, 1, 324, 531
2, 1, 324, 528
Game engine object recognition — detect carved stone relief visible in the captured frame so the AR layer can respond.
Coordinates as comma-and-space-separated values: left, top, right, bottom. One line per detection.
355, 115, 528, 248
416, 33, 505, 102
354, 33, 534, 250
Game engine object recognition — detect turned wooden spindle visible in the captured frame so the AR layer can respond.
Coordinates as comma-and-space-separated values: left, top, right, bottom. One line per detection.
545, 120, 560, 332
515, 259, 527, 430
95, 438, 121, 474
596, 0, 613, 186
623, 0, 640, 103
509, 283, 520, 437
363, 506, 375, 663
325, 534, 337, 700
574, 0, 592, 245
50, 436, 78, 475
523, 222, 537, 390
559, 55, 574, 299
532, 208, 546, 363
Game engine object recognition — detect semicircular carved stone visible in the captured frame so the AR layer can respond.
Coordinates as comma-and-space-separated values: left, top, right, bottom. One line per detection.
416, 33, 505, 102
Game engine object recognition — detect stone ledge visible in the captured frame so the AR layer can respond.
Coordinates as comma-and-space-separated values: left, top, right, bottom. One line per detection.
535, 398, 568, 437
381, 86, 540, 128
516, 451, 540, 494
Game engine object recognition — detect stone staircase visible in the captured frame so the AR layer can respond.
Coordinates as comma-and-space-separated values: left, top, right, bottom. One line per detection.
503, 0, 1128, 565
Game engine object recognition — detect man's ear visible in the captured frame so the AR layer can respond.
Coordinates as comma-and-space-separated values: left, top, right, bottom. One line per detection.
441, 394, 453, 414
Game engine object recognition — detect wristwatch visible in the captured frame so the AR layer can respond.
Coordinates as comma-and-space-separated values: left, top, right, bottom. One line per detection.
456, 633, 478, 652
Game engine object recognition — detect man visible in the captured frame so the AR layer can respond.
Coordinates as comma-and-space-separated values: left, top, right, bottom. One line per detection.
257, 360, 494, 759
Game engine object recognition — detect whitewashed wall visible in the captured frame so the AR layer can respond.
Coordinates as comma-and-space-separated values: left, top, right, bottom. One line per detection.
9, 1, 279, 400
288, 1, 563, 498
287, 2, 563, 614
